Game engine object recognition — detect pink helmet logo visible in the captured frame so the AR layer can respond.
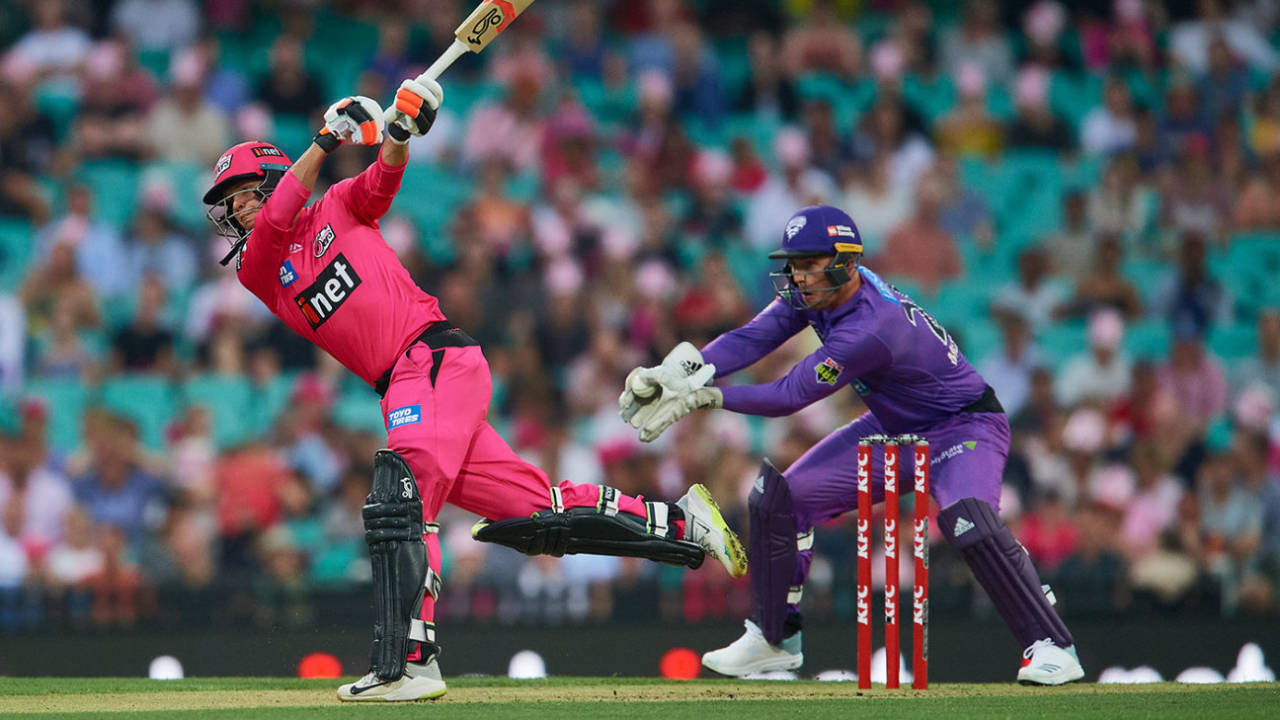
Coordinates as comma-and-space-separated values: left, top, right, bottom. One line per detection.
214, 153, 233, 179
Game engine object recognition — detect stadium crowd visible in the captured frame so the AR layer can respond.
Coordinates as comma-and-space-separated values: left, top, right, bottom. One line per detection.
0, 0, 1279, 634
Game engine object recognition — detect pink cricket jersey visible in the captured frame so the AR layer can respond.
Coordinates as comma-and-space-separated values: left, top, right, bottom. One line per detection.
233, 157, 444, 387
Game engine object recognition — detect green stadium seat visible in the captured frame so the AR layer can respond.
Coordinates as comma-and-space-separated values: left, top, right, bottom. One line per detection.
932, 280, 992, 328
721, 114, 782, 159
79, 160, 140, 231
20, 378, 89, 453
244, 372, 298, 439
1223, 233, 1280, 316
1121, 260, 1169, 309
101, 374, 180, 450
1123, 319, 1171, 362
0, 218, 34, 293
271, 114, 317, 159
951, 317, 1001, 365
183, 374, 254, 449
332, 385, 386, 436
1036, 321, 1088, 370
394, 165, 473, 264
1209, 322, 1258, 362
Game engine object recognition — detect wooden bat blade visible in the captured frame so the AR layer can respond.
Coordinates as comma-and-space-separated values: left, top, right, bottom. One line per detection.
455, 0, 536, 52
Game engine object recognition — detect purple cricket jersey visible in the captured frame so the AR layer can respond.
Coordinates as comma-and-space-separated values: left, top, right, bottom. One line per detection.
702, 266, 988, 432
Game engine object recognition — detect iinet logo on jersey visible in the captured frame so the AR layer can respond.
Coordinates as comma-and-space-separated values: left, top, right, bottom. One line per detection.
294, 253, 362, 329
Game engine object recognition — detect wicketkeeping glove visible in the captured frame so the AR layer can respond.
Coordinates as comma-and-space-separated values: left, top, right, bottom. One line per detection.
384, 77, 443, 145
619, 342, 717, 432
638, 386, 724, 443
314, 96, 385, 152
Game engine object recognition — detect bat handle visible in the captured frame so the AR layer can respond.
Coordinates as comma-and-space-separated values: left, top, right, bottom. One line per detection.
417, 39, 470, 83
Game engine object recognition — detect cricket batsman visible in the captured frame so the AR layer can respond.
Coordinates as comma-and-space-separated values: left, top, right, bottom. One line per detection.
619, 205, 1084, 685
202, 81, 746, 702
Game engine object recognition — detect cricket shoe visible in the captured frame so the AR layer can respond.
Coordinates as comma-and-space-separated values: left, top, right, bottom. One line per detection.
702, 619, 803, 677
1016, 638, 1085, 685
337, 656, 447, 702
678, 484, 748, 578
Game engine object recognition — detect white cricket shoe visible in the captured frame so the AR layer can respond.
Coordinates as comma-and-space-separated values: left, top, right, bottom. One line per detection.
702, 619, 803, 677
678, 484, 748, 578
1016, 638, 1085, 685
337, 656, 447, 702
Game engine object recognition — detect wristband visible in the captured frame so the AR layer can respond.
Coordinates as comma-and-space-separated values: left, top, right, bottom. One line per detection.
313, 127, 341, 153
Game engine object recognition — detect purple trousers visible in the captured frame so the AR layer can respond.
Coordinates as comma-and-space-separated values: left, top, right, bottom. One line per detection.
783, 410, 1010, 611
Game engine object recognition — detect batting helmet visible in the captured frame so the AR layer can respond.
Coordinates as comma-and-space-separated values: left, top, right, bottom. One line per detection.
768, 205, 863, 310
203, 141, 293, 265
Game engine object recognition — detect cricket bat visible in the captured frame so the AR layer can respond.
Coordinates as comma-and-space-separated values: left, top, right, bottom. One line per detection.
419, 0, 537, 82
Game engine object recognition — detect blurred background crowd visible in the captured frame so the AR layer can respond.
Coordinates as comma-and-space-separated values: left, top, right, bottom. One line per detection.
0, 0, 1279, 638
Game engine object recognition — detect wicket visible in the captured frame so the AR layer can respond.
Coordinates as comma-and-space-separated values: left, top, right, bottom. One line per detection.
857, 434, 929, 690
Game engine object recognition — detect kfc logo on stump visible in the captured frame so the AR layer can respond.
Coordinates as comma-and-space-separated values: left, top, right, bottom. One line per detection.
294, 253, 361, 329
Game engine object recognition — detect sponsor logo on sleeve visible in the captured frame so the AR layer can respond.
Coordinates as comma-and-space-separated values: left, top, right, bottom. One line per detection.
288, 242, 303, 254
785, 215, 807, 239
850, 377, 870, 396
313, 224, 335, 258
278, 259, 298, 287
293, 253, 361, 329
387, 405, 422, 429
814, 356, 843, 385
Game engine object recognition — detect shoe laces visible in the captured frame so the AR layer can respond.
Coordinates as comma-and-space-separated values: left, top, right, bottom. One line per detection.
1022, 638, 1055, 660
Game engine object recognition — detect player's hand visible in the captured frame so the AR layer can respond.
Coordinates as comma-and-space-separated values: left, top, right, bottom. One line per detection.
619, 342, 716, 430
315, 96, 386, 152
638, 387, 724, 443
384, 77, 443, 144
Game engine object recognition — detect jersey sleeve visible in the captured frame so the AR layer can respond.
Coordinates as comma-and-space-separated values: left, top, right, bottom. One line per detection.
701, 298, 807, 377
328, 155, 405, 225
718, 330, 892, 417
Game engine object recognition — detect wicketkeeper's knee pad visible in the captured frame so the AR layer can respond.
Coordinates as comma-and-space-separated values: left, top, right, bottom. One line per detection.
748, 459, 804, 646
472, 485, 705, 569
364, 449, 440, 681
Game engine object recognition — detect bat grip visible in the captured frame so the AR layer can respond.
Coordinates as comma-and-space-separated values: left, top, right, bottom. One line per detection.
417, 40, 470, 83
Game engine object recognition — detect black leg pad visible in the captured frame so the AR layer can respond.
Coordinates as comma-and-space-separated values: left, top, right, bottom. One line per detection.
474, 507, 705, 569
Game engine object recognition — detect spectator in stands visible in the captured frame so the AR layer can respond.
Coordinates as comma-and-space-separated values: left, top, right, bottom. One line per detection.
1121, 442, 1185, 562
735, 31, 798, 122
744, 129, 835, 250
87, 523, 143, 626
36, 184, 130, 299
781, 0, 861, 79
0, 493, 31, 630
1045, 190, 1093, 283
110, 276, 176, 374
1160, 149, 1232, 241
1158, 77, 1214, 160
253, 35, 324, 118
801, 99, 852, 182
932, 153, 993, 243
1050, 499, 1128, 615
980, 313, 1042, 418
875, 172, 962, 293
935, 61, 1003, 159
1198, 36, 1251, 127
1160, 321, 1228, 430
72, 417, 163, 545
0, 292, 23, 396
993, 245, 1070, 333
2, 0, 90, 84
463, 55, 547, 172
1233, 151, 1280, 230
1233, 310, 1280, 402
852, 98, 934, 194
1081, 77, 1137, 156
842, 150, 912, 249
1017, 488, 1077, 574
122, 204, 197, 294
1198, 448, 1262, 613
0, 80, 55, 222
1062, 233, 1142, 321
1006, 66, 1073, 152
111, 0, 200, 54
72, 39, 157, 162
1169, 0, 1278, 74
145, 48, 230, 165
1153, 231, 1232, 338
1088, 155, 1157, 252
20, 239, 101, 338
669, 21, 724, 127
939, 0, 1013, 86
31, 295, 95, 379
41, 506, 102, 625
0, 406, 72, 557
1056, 308, 1132, 408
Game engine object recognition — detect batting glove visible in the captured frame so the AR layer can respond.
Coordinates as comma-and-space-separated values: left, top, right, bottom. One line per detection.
385, 77, 443, 145
315, 96, 386, 152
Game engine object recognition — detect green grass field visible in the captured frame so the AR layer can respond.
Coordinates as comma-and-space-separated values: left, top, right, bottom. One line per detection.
1, 677, 1277, 719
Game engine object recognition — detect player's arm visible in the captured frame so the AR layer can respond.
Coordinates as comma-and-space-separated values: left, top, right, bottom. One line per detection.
700, 298, 808, 378
334, 79, 443, 225
717, 333, 889, 417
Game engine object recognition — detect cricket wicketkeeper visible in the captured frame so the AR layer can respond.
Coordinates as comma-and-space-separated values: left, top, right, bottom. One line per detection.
620, 205, 1084, 685
202, 80, 746, 701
